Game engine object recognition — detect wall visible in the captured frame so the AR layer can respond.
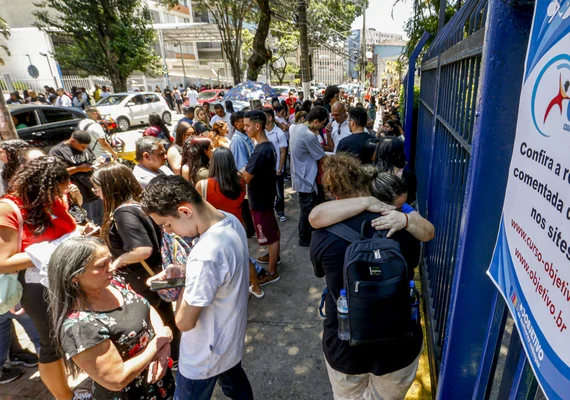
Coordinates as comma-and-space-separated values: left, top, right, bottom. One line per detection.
2, 28, 61, 87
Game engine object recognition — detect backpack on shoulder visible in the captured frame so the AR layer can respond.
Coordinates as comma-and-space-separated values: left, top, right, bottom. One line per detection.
325, 221, 416, 346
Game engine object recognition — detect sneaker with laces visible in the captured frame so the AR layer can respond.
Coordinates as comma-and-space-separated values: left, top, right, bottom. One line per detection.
9, 349, 39, 367
258, 272, 280, 286
277, 212, 288, 222
256, 253, 282, 265
0, 367, 23, 384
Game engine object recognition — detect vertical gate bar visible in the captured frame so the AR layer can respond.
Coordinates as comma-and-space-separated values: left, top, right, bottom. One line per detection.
405, 31, 431, 166
497, 328, 524, 400
462, 58, 476, 140
472, 292, 508, 400
509, 352, 539, 400
468, 57, 482, 144
435, 0, 533, 396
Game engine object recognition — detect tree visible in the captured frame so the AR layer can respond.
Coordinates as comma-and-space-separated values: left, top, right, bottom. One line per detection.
268, 21, 299, 85
244, 0, 364, 82
0, 18, 17, 140
395, 0, 456, 63
246, 0, 272, 81
193, 0, 250, 85
0, 17, 10, 66
34, 0, 162, 92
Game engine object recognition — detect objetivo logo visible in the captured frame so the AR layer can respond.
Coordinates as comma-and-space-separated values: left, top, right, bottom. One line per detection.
531, 54, 570, 137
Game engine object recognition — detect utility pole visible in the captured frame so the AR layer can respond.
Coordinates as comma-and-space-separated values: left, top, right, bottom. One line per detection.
360, 0, 367, 86
298, 0, 311, 97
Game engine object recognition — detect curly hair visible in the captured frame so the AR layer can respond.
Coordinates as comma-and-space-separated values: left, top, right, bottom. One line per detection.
322, 153, 376, 200
210, 121, 228, 148
7, 156, 70, 236
0, 139, 30, 183
181, 137, 211, 185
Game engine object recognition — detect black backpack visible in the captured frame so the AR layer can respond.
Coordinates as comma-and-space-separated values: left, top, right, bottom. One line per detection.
325, 221, 415, 346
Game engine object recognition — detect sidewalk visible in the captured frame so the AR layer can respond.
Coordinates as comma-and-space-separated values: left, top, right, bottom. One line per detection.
1, 185, 431, 399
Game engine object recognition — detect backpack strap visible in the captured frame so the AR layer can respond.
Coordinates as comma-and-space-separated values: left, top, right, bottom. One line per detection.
325, 223, 361, 243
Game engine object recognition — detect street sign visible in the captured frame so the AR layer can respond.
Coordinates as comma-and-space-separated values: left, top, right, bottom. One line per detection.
28, 65, 39, 79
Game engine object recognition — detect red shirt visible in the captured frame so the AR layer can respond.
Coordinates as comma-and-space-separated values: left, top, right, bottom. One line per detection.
285, 97, 297, 115
0, 195, 76, 252
205, 178, 245, 224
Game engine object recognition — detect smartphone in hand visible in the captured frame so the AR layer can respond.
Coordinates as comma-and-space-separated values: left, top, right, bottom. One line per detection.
150, 278, 185, 291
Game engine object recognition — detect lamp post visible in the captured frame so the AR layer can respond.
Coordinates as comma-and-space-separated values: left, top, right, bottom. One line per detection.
39, 52, 58, 88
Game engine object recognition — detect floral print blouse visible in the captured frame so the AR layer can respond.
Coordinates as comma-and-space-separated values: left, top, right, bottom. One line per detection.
62, 282, 175, 400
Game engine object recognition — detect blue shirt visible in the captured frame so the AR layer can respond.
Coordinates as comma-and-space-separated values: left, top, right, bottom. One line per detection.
402, 203, 414, 214
230, 130, 255, 171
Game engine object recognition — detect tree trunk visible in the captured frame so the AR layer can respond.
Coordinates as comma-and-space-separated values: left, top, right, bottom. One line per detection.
246, 0, 271, 81
297, 0, 311, 96
0, 86, 18, 140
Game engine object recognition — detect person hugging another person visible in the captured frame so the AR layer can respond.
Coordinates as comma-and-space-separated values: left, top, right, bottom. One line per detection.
181, 137, 213, 185
209, 121, 230, 149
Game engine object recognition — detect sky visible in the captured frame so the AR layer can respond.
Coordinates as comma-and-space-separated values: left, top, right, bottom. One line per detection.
350, 0, 413, 39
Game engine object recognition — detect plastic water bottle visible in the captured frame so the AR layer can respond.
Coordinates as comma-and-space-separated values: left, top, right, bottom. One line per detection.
337, 289, 350, 341
410, 281, 420, 323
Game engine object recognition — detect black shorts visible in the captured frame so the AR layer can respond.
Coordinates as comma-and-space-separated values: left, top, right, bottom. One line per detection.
18, 272, 60, 364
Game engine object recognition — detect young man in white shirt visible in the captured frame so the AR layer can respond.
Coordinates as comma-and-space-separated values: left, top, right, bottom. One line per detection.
79, 106, 118, 159
210, 103, 233, 138
263, 108, 288, 222
132, 136, 173, 189
186, 86, 199, 106
141, 175, 253, 400
55, 88, 72, 107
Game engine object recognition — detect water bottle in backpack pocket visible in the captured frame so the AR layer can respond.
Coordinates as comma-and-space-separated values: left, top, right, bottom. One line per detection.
326, 221, 415, 346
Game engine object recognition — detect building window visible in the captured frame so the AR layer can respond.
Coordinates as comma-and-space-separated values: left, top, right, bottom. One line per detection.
149, 10, 161, 23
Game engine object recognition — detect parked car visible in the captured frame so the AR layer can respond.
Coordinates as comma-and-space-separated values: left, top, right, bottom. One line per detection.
271, 86, 298, 101
8, 104, 86, 149
198, 89, 225, 106
96, 92, 171, 132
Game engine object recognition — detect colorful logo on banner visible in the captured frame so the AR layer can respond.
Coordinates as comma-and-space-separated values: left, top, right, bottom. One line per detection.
531, 54, 570, 137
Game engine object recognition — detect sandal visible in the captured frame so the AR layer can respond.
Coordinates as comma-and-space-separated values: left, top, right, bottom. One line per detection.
249, 285, 265, 299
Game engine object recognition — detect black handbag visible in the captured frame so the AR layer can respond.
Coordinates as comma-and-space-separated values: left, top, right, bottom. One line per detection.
68, 196, 89, 225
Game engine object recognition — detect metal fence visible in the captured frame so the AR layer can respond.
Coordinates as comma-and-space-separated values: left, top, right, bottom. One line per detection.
1, 73, 113, 95
412, 0, 545, 397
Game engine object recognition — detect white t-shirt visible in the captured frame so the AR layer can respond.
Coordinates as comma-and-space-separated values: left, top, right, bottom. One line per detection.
55, 95, 72, 107
187, 89, 199, 106
266, 125, 288, 172
132, 164, 173, 189
331, 119, 351, 153
78, 119, 110, 158
179, 212, 249, 380
210, 112, 234, 139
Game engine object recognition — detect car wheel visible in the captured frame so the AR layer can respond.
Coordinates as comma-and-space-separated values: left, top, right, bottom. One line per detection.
162, 111, 172, 124
117, 117, 130, 132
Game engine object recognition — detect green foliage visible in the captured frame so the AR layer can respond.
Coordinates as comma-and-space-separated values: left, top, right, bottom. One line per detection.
268, 21, 300, 84
366, 62, 376, 75
33, 0, 161, 92
398, 84, 420, 120
193, 0, 250, 84
397, 0, 457, 63
271, 0, 363, 47
0, 17, 10, 66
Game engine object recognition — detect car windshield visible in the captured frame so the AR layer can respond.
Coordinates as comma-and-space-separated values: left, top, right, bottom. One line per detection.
198, 91, 218, 100
97, 95, 128, 106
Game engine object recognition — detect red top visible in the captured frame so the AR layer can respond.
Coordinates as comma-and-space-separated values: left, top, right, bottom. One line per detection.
205, 178, 245, 224
0, 195, 77, 252
285, 97, 297, 115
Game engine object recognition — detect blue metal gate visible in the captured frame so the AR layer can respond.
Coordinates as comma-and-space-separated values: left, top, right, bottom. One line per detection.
412, 0, 548, 397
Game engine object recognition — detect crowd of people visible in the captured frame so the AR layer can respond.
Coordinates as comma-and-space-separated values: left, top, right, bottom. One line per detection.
0, 82, 434, 400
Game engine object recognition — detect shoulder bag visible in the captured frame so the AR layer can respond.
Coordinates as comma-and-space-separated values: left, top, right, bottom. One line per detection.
0, 199, 24, 314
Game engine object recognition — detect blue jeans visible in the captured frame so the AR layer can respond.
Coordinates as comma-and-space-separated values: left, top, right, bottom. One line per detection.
0, 310, 41, 365
174, 361, 253, 400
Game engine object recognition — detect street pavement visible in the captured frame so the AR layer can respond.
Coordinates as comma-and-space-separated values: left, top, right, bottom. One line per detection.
1, 110, 432, 399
